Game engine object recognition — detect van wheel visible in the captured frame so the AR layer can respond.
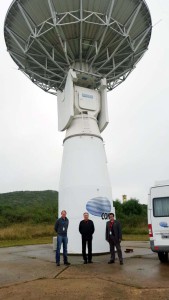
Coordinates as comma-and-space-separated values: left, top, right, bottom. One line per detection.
158, 252, 168, 263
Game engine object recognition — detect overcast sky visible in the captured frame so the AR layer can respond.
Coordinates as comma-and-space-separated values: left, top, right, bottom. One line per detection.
0, 1, 169, 204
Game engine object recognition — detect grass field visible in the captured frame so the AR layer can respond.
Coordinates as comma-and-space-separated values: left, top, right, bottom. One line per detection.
0, 223, 149, 247
123, 234, 149, 241
0, 223, 55, 246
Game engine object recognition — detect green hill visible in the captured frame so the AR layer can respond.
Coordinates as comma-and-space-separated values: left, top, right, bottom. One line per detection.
0, 190, 58, 228
0, 192, 147, 235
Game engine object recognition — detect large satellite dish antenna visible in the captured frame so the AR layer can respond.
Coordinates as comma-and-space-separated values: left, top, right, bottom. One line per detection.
4, 0, 152, 254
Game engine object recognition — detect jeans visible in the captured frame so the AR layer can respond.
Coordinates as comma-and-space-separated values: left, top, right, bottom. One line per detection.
56, 235, 68, 263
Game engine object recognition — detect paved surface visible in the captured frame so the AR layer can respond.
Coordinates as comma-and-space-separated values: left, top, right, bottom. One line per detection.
0, 241, 169, 299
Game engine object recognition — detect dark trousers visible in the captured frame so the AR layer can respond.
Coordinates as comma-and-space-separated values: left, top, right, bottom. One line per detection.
82, 237, 92, 262
109, 237, 123, 262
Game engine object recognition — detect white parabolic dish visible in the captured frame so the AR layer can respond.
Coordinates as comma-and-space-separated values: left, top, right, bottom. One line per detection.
4, 0, 152, 95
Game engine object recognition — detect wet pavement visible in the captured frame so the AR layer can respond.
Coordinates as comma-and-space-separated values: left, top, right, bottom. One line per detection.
0, 241, 169, 299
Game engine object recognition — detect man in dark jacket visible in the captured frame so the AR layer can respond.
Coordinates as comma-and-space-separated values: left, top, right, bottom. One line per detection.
79, 212, 95, 264
54, 210, 70, 266
106, 212, 123, 265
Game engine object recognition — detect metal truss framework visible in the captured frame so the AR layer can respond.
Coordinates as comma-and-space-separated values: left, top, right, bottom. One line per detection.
4, 0, 152, 95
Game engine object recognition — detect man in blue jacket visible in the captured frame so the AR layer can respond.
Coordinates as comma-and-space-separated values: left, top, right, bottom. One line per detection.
54, 210, 70, 266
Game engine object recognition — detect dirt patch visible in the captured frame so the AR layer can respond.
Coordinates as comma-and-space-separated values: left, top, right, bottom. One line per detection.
0, 278, 169, 300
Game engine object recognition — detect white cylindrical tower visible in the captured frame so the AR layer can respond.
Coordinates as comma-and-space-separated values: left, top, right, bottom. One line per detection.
57, 71, 114, 253
59, 116, 114, 254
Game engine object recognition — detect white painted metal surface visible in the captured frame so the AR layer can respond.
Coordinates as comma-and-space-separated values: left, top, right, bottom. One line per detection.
59, 134, 114, 253
4, 0, 152, 94
148, 184, 169, 249
58, 76, 113, 253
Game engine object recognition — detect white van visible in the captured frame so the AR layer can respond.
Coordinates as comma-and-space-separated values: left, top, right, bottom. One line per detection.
148, 181, 169, 262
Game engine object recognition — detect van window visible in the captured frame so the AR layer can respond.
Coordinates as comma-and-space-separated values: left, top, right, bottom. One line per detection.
153, 197, 169, 217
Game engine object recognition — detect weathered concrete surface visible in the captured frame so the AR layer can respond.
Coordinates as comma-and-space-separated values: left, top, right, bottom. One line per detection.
0, 241, 169, 300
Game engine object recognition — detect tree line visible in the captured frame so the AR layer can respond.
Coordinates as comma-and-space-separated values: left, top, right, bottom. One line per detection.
0, 191, 58, 227
0, 191, 148, 234
113, 199, 147, 234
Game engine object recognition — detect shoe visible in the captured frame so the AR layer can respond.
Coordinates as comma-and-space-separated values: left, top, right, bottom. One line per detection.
56, 262, 60, 266
108, 260, 114, 264
64, 262, 71, 266
88, 261, 93, 263
84, 261, 87, 264
120, 261, 123, 265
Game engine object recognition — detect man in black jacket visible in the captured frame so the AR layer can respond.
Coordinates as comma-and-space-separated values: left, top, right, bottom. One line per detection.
106, 212, 123, 265
54, 210, 70, 266
79, 212, 95, 264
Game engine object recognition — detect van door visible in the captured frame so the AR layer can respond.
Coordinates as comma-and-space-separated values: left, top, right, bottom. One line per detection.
152, 196, 169, 247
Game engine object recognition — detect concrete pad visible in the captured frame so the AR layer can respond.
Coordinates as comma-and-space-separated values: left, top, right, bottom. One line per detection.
0, 241, 168, 300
